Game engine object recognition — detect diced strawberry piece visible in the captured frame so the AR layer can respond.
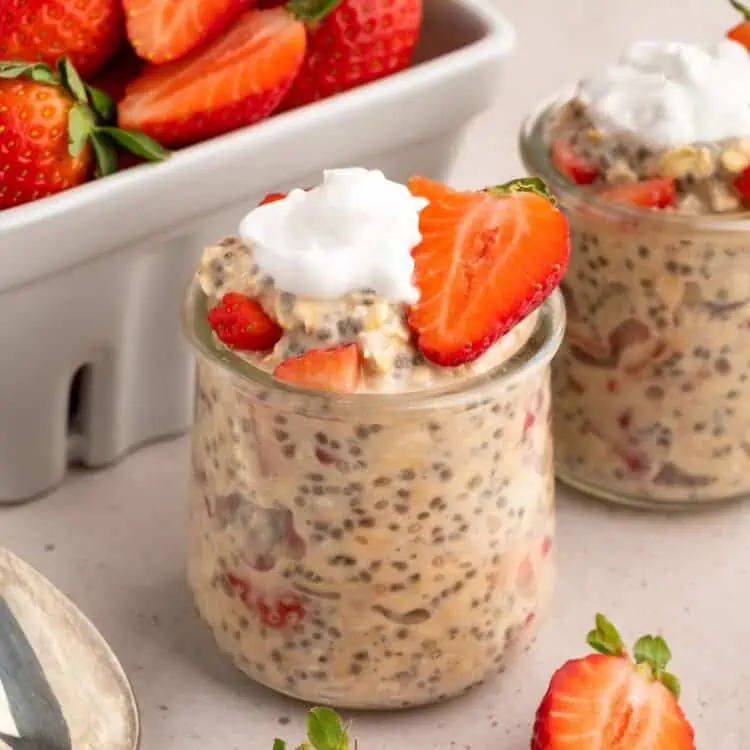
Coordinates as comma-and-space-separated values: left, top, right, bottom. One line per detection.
598, 178, 677, 209
406, 177, 570, 367
551, 140, 599, 185
207, 292, 283, 351
733, 165, 750, 200
274, 345, 361, 394
118, 8, 307, 147
258, 191, 288, 205
124, 0, 249, 64
532, 616, 695, 750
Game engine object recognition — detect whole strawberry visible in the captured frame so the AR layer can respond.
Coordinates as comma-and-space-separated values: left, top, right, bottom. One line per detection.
0, 0, 124, 79
281, 0, 424, 108
531, 614, 696, 750
0, 58, 169, 209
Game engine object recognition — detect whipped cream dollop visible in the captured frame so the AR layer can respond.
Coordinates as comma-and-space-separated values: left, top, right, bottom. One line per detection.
238, 168, 428, 303
576, 39, 750, 148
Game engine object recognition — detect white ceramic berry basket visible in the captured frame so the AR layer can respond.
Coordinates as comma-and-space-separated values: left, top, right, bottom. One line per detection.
0, 0, 515, 504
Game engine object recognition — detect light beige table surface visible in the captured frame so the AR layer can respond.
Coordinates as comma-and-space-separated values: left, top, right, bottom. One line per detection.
3, 1, 748, 748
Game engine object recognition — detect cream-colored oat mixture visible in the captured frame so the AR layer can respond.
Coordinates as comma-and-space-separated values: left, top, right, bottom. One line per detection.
187, 232, 556, 707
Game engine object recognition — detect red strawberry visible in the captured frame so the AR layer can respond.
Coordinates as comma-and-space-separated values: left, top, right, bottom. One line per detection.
733, 165, 750, 200
532, 614, 695, 750
0, 0, 124, 79
0, 58, 169, 209
207, 292, 283, 351
123, 0, 249, 65
225, 573, 305, 628
274, 345, 361, 393
258, 191, 288, 205
406, 176, 570, 367
117, 8, 306, 148
551, 140, 599, 185
598, 178, 677, 209
280, 0, 423, 108
727, 0, 750, 50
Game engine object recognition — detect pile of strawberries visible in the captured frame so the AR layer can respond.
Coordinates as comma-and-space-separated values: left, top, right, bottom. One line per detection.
0, 0, 424, 210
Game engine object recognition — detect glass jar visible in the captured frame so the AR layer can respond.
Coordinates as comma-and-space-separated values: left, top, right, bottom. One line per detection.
181, 276, 564, 709
521, 96, 750, 510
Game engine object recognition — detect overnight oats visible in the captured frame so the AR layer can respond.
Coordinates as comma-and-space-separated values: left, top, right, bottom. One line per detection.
181, 168, 569, 708
520, 36, 750, 509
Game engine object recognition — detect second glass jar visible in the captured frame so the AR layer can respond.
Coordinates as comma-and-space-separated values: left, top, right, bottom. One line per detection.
521, 97, 750, 510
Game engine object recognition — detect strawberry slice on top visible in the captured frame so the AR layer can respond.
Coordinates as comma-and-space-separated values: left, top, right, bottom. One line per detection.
727, 0, 750, 51
598, 178, 677, 210
551, 139, 599, 185
531, 614, 695, 750
207, 292, 283, 351
274, 345, 361, 394
124, 0, 249, 64
118, 8, 306, 148
406, 176, 570, 367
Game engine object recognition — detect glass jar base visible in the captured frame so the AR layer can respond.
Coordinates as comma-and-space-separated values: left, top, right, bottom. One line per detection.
555, 466, 750, 512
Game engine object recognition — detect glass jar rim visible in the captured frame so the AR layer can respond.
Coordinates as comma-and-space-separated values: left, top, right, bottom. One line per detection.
181, 274, 566, 414
519, 89, 750, 232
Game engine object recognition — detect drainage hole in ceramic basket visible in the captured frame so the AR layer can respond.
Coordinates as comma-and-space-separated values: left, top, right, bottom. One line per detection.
67, 364, 91, 463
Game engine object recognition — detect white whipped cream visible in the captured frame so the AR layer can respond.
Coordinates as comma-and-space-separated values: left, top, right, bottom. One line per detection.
238, 168, 427, 303
576, 39, 750, 147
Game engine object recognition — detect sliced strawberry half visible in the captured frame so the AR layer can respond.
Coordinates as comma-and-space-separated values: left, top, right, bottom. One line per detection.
598, 178, 677, 209
551, 139, 599, 185
406, 177, 570, 367
118, 8, 306, 147
207, 292, 283, 350
273, 345, 361, 393
124, 0, 250, 64
531, 614, 695, 750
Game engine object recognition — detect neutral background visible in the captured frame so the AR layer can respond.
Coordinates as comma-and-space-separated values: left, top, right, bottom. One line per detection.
4, 1, 749, 748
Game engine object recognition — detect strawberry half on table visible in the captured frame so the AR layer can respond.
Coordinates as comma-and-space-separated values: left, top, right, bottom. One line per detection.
531, 614, 696, 749
406, 176, 570, 366
118, 8, 307, 148
0, 58, 169, 209
278, 0, 424, 108
0, 0, 124, 79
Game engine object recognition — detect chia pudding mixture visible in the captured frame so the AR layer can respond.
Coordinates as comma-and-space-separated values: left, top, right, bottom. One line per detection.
527, 40, 750, 506
184, 170, 568, 708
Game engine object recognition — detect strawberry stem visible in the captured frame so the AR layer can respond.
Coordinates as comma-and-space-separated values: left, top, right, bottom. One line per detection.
287, 0, 343, 23
487, 177, 555, 203
730, 0, 750, 20
586, 614, 682, 700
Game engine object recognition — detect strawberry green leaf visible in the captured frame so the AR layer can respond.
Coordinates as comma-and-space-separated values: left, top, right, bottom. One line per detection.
67, 103, 94, 158
288, 0, 343, 23
95, 126, 171, 162
58, 57, 88, 104
633, 634, 672, 674
730, 0, 750, 20
586, 613, 626, 657
306, 708, 348, 750
273, 739, 287, 750
0, 61, 57, 85
90, 132, 119, 177
488, 177, 554, 203
661, 671, 681, 700
86, 84, 116, 123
